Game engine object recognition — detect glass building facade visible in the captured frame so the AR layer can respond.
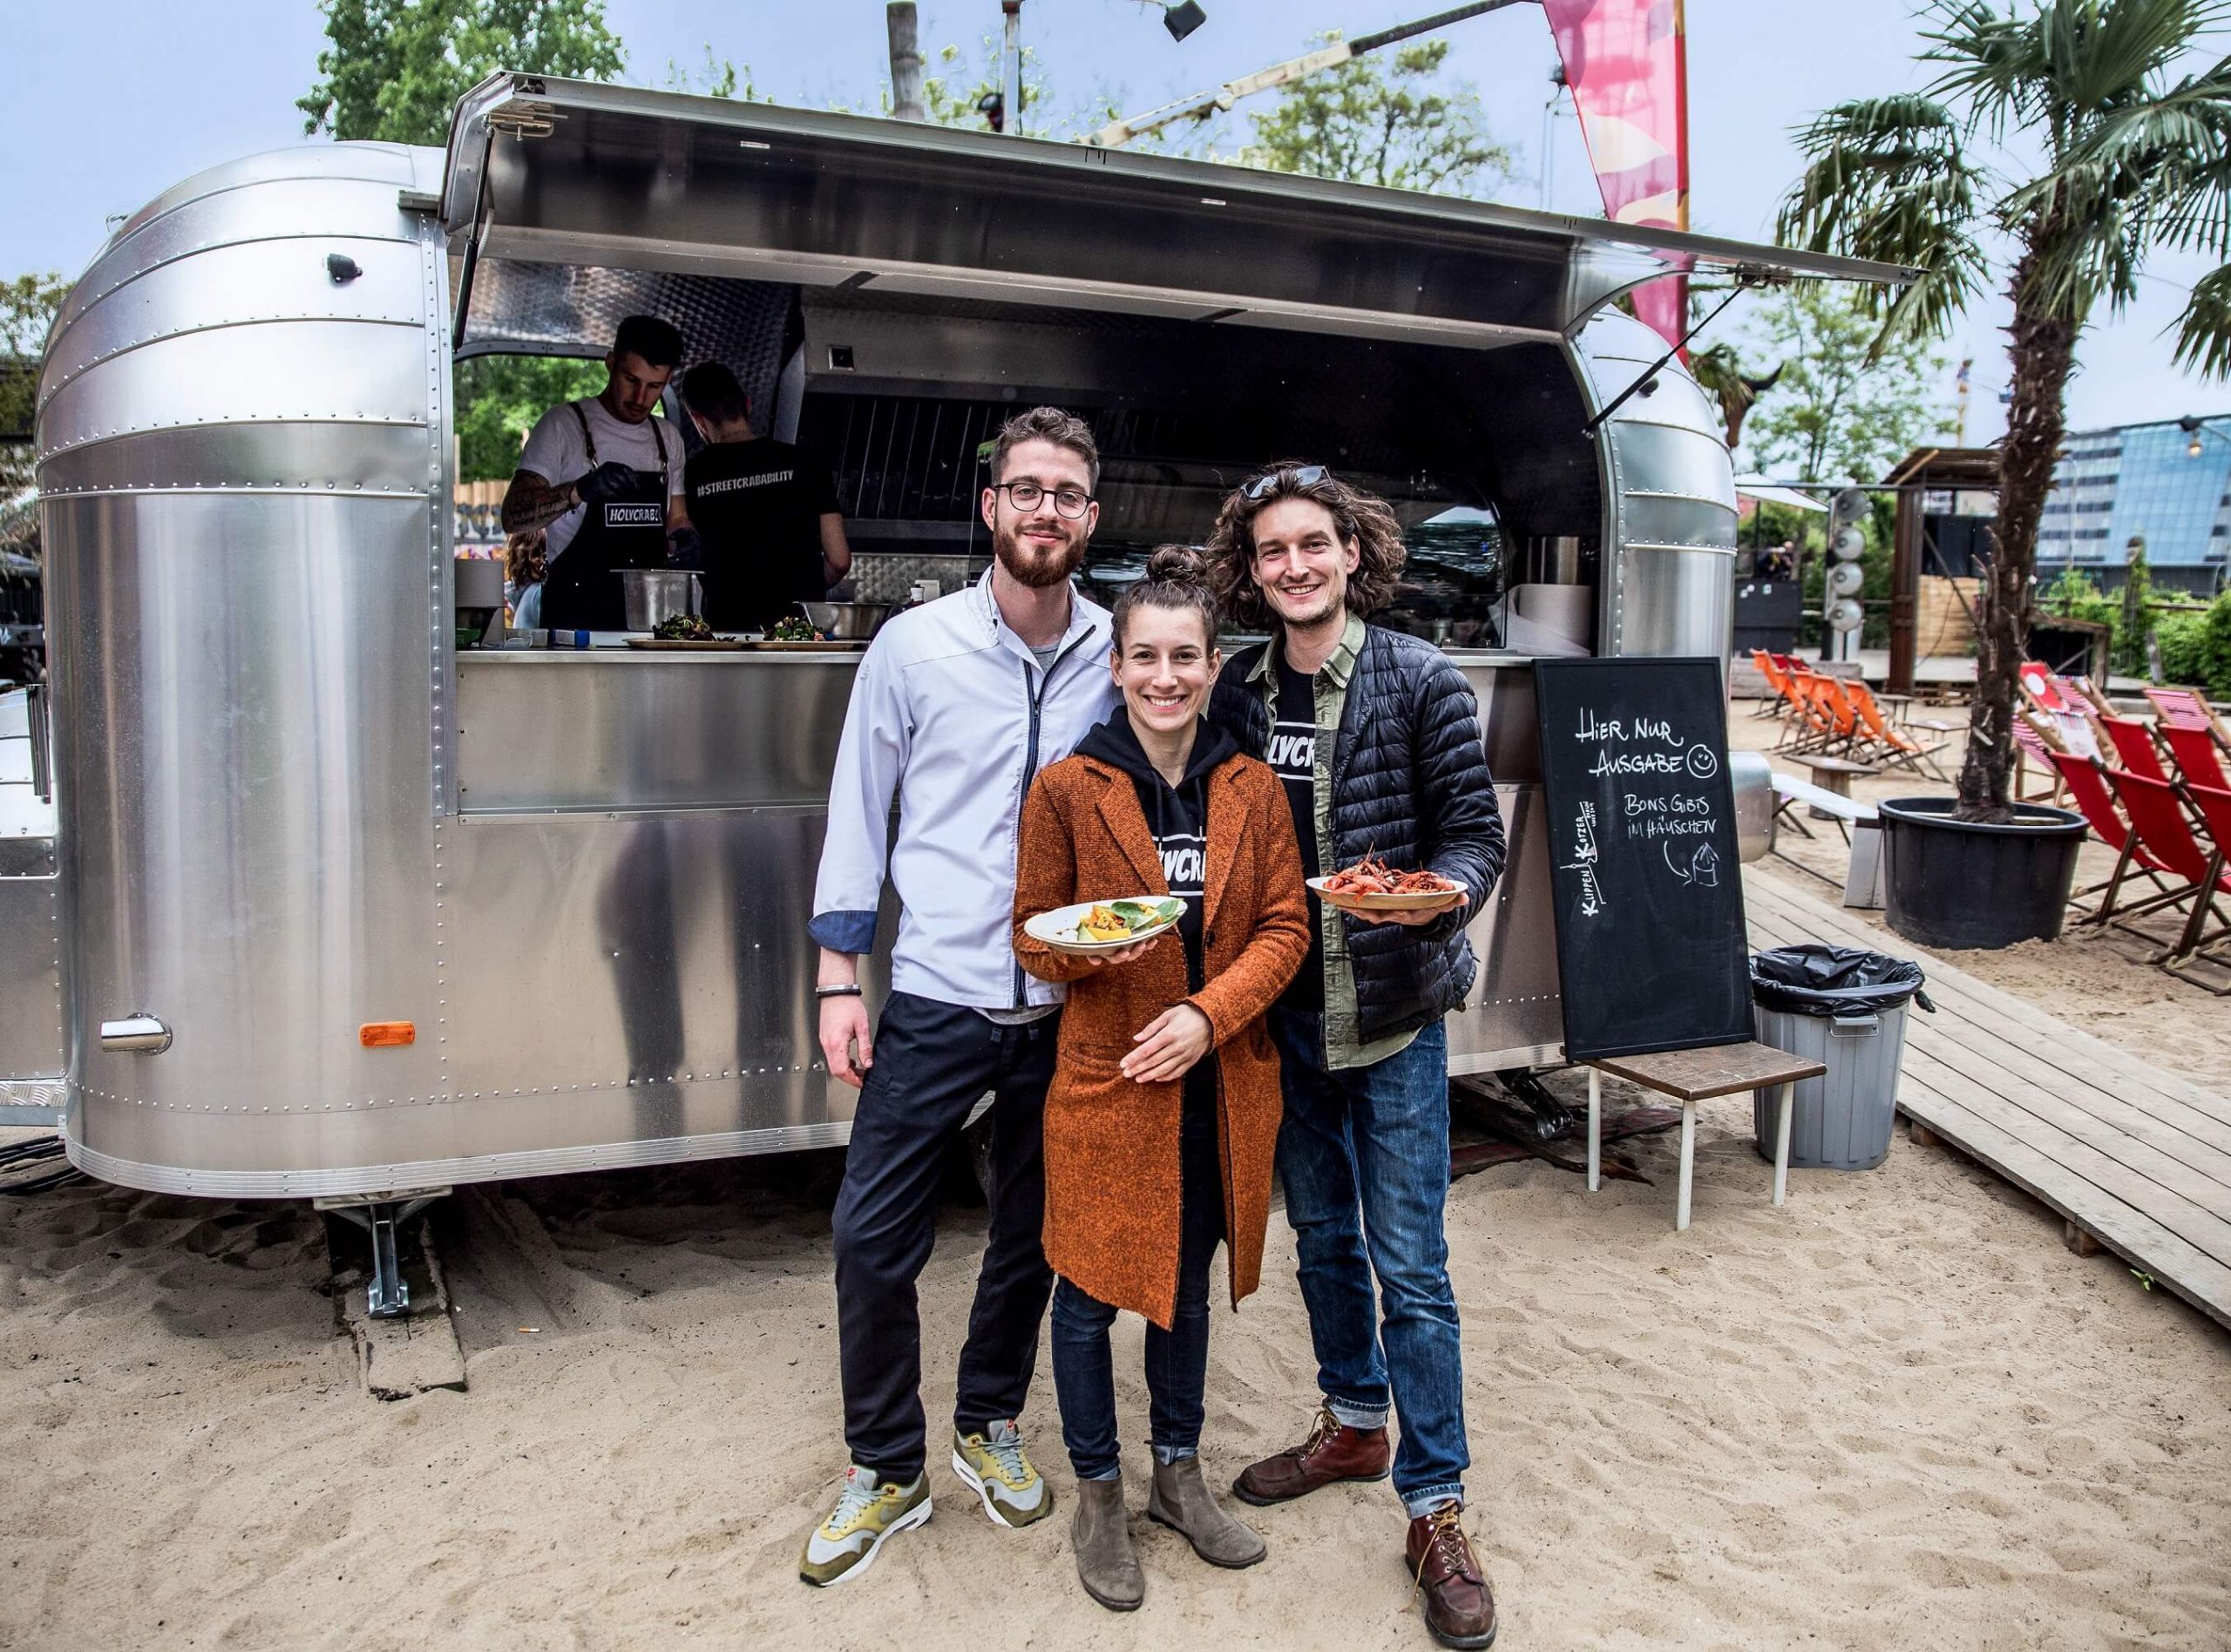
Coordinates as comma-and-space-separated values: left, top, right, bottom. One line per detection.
2037, 415, 2231, 592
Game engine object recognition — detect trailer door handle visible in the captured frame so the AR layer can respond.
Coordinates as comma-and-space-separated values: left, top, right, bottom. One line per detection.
100, 1015, 172, 1053
26, 681, 51, 804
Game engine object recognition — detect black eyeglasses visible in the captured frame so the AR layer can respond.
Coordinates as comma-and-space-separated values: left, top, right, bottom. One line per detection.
1244, 464, 1329, 500
993, 480, 1095, 518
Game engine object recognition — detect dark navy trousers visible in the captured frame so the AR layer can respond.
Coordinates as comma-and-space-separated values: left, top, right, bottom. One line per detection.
831, 991, 1059, 1482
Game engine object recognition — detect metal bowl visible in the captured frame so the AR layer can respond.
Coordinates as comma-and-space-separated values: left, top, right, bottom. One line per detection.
800, 601, 895, 640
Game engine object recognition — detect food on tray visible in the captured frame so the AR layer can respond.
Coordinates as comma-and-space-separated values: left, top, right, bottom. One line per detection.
769, 614, 823, 641
1318, 851, 1462, 897
651, 613, 716, 641
1060, 897, 1182, 944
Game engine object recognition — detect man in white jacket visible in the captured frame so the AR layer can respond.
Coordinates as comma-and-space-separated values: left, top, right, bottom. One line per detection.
800, 406, 1119, 1587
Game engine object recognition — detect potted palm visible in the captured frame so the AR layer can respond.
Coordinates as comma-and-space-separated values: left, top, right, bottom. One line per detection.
1778, 0, 2231, 948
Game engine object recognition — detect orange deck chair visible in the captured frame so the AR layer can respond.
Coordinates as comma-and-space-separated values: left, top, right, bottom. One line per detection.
1847, 679, 1950, 781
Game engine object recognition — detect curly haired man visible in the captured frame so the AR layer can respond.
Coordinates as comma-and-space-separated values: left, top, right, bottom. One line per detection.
1203, 463, 1507, 1649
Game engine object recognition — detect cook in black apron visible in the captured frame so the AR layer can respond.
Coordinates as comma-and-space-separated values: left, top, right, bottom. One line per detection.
539, 405, 674, 633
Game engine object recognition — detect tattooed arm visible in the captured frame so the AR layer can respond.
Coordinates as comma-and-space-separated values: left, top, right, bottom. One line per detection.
501, 471, 579, 536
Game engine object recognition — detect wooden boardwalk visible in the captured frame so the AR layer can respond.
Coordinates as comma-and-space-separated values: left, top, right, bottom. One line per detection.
1744, 869, 2231, 1334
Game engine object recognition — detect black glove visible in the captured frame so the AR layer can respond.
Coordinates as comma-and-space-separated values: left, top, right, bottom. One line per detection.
574, 461, 638, 506
667, 526, 704, 568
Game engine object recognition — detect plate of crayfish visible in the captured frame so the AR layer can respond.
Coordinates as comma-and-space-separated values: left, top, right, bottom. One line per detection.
1307, 852, 1467, 915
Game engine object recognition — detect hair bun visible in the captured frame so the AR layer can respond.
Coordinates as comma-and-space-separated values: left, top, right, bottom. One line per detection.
1144, 544, 1207, 586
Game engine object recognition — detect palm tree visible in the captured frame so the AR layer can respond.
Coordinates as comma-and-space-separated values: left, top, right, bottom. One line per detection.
1778, 0, 2231, 820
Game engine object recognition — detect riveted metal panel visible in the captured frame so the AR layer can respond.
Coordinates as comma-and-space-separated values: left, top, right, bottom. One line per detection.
40, 236, 430, 407
39, 319, 431, 460
54, 151, 439, 342
454, 653, 856, 815
1573, 312, 1739, 663
47, 493, 446, 1141
440, 808, 887, 1109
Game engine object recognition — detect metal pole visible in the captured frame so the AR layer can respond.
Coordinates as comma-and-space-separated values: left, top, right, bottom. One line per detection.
887, 3, 925, 121
1002, 1, 1023, 136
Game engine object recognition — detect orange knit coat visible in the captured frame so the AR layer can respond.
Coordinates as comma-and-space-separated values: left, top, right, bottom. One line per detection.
1013, 746, 1309, 1330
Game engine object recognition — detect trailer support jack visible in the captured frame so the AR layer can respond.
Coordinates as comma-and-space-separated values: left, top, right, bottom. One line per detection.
317, 1191, 449, 1319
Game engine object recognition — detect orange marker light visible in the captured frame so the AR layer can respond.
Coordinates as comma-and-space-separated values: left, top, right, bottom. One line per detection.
359, 1021, 417, 1048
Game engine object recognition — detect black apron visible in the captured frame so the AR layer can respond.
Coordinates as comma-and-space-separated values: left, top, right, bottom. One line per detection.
539, 405, 673, 633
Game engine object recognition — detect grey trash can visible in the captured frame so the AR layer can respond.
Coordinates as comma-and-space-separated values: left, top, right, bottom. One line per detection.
1748, 945, 1934, 1172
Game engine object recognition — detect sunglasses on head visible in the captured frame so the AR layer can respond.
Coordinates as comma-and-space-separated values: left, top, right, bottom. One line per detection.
1244, 464, 1329, 501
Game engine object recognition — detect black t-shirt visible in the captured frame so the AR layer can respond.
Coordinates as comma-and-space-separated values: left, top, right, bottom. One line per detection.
1267, 656, 1326, 1012
682, 438, 841, 632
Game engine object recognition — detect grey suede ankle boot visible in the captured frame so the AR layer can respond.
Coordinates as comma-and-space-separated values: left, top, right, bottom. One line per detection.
1072, 1473, 1144, 1611
1148, 1456, 1267, 1568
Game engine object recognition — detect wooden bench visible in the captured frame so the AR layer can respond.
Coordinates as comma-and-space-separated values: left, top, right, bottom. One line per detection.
1585, 1040, 1828, 1230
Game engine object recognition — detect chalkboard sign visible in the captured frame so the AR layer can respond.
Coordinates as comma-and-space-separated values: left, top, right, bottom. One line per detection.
1533, 657, 1753, 1061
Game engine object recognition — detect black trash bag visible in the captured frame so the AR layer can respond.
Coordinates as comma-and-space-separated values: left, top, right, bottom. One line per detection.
1750, 944, 1936, 1016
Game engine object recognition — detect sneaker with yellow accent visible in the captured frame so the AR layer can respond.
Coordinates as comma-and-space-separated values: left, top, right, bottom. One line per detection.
798, 1466, 932, 1588
951, 1419, 1053, 1527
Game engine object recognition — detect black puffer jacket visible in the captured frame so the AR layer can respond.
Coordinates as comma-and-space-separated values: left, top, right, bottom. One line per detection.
1208, 626, 1506, 1044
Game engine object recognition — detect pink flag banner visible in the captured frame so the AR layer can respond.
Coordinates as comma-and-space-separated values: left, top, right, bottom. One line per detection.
1541, 0, 1691, 349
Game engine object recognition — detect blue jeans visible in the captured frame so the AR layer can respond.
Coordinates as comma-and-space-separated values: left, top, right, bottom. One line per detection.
1271, 1010, 1467, 1516
1049, 1080, 1224, 1479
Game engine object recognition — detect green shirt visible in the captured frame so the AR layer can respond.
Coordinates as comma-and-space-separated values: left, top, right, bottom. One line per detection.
1251, 613, 1422, 1072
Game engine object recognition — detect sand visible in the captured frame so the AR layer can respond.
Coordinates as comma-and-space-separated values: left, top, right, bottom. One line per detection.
3, 704, 2228, 1649
5, 1077, 2230, 1650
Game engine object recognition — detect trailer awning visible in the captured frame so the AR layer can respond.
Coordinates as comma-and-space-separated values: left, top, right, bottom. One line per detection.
442, 75, 1909, 356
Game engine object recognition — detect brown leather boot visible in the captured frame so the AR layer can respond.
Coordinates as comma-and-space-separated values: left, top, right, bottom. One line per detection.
1231, 1406, 1392, 1506
1406, 1504, 1496, 1649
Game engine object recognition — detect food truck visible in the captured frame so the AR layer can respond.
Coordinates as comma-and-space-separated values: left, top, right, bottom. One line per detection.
9, 76, 1897, 1307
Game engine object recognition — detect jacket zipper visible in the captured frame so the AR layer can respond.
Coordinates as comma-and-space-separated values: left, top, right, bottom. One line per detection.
1013, 629, 1095, 1007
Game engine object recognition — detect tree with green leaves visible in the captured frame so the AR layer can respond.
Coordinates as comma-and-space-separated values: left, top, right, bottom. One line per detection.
1244, 37, 1510, 197
298, 0, 625, 146
1779, 0, 2231, 822
2, 273, 70, 496
1734, 282, 1955, 484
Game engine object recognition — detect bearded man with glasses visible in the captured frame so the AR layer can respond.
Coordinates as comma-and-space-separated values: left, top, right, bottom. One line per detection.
800, 407, 1118, 1587
1202, 464, 1506, 1649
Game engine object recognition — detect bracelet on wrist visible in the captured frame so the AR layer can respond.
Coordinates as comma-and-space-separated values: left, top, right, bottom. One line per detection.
815, 983, 863, 999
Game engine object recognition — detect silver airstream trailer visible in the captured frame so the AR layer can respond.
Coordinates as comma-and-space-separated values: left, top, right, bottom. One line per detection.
14, 77, 1895, 1305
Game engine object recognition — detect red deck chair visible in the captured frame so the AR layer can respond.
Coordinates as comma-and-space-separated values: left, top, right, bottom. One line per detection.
2164, 781, 2231, 993
2020, 660, 2070, 717
2160, 721, 2231, 791
2099, 768, 2228, 954
2096, 714, 2171, 783
2045, 750, 2171, 917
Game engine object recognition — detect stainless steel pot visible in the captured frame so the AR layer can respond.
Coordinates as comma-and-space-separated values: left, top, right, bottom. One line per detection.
619, 570, 701, 632
800, 600, 895, 640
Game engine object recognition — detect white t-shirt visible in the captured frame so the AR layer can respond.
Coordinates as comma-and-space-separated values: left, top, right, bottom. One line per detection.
515, 398, 685, 565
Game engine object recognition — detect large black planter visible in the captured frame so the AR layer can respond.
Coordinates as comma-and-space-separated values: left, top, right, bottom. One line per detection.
1879, 796, 2088, 949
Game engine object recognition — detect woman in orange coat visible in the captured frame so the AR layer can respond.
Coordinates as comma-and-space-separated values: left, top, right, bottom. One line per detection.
1013, 546, 1309, 1612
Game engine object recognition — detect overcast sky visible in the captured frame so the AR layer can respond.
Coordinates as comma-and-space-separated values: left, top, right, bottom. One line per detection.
7, 0, 2227, 455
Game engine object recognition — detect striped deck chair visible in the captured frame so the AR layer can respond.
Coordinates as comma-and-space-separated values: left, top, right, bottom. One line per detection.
2146, 685, 2231, 742
2015, 712, 2066, 805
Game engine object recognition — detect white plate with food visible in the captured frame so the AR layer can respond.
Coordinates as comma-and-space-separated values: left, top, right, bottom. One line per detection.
1023, 897, 1184, 956
1307, 854, 1467, 915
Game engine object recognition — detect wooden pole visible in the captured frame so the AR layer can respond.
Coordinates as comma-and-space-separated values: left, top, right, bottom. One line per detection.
886, 3, 925, 121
